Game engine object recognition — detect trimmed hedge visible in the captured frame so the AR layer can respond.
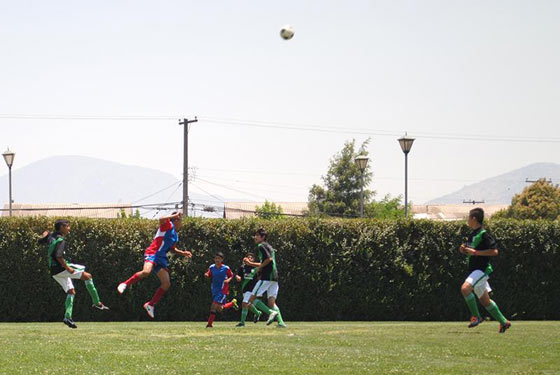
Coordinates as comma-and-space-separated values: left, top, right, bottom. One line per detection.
0, 217, 558, 322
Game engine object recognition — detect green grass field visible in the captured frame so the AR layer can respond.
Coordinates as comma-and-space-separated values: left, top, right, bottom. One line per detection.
0, 321, 558, 375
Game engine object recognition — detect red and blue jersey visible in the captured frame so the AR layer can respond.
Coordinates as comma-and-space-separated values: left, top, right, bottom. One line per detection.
207, 264, 233, 297
144, 219, 178, 258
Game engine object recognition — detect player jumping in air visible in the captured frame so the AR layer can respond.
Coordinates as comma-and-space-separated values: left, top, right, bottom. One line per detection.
459, 208, 511, 333
117, 212, 192, 319
246, 228, 286, 328
204, 252, 238, 328
234, 252, 263, 327
39, 219, 109, 329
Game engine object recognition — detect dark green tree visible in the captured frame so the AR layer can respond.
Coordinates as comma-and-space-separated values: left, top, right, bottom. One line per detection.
307, 139, 374, 217
494, 179, 560, 220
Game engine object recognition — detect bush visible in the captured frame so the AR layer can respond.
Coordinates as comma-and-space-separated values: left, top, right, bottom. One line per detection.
0, 217, 557, 322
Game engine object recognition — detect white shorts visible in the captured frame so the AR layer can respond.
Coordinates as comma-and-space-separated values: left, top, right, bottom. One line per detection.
52, 264, 85, 293
465, 270, 492, 298
251, 280, 279, 299
243, 291, 253, 304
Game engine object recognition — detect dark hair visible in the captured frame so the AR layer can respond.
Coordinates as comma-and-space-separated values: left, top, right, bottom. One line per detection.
54, 219, 70, 231
215, 252, 225, 259
469, 208, 484, 224
255, 228, 267, 240
245, 252, 255, 259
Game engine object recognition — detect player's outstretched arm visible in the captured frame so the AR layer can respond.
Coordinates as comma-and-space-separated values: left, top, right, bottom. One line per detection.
159, 212, 182, 225
171, 248, 193, 258
463, 247, 499, 256
243, 257, 260, 268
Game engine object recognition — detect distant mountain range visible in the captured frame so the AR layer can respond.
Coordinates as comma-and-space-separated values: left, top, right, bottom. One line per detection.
2, 157, 558, 212
0, 156, 225, 215
427, 162, 560, 204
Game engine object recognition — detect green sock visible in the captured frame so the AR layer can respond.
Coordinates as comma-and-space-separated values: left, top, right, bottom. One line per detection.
240, 308, 248, 324
84, 279, 100, 305
253, 299, 273, 315
250, 304, 260, 315
485, 300, 508, 325
464, 293, 481, 318
64, 294, 74, 319
273, 305, 285, 325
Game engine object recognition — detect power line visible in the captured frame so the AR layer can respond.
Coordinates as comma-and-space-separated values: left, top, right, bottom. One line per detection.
0, 114, 179, 121
462, 200, 485, 205
196, 177, 268, 200
1, 113, 559, 143
0, 201, 182, 212
200, 116, 560, 143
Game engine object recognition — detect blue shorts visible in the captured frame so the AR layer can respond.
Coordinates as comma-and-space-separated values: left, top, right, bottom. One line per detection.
144, 254, 169, 273
212, 293, 227, 305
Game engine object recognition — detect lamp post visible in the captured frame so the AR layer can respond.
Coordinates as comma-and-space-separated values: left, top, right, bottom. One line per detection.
398, 135, 415, 218
2, 148, 15, 217
355, 155, 369, 218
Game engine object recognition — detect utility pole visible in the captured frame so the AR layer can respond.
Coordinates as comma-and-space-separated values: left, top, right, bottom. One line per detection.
178, 117, 198, 216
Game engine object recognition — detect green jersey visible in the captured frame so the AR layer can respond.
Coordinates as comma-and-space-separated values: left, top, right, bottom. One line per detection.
257, 242, 278, 281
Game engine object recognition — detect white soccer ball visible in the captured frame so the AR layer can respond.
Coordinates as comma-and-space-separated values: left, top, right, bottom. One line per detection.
280, 25, 294, 40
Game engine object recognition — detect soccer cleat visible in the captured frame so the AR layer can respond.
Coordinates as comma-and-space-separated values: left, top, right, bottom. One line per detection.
93, 302, 110, 310
206, 324, 213, 328
231, 298, 239, 311
63, 317, 77, 329
499, 321, 511, 333
266, 311, 279, 326
277, 323, 287, 328
117, 283, 127, 295
143, 302, 155, 319
253, 311, 262, 324
468, 316, 483, 328
235, 322, 245, 328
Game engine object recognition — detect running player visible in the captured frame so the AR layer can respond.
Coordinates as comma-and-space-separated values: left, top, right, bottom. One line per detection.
459, 208, 511, 333
117, 212, 192, 319
246, 228, 286, 328
39, 219, 109, 329
204, 252, 238, 328
234, 252, 262, 327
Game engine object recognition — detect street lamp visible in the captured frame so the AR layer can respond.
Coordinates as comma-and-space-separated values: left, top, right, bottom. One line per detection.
355, 155, 369, 218
2, 148, 15, 217
398, 135, 415, 218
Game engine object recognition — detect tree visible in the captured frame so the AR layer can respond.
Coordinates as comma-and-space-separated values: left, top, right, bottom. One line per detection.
493, 179, 560, 220
365, 194, 406, 219
306, 139, 374, 217
255, 200, 284, 219
307, 139, 407, 218
118, 208, 141, 219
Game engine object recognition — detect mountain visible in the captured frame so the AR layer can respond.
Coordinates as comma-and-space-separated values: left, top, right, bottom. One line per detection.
0, 156, 224, 215
427, 162, 560, 204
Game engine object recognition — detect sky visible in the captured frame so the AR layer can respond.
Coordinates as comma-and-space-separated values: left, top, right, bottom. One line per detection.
1, 0, 559, 206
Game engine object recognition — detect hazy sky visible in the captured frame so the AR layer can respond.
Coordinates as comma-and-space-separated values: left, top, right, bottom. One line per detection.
1, 0, 559, 205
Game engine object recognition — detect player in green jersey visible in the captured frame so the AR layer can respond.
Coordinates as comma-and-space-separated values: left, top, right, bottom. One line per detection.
246, 228, 286, 328
38, 219, 109, 329
234, 252, 263, 327
459, 208, 511, 333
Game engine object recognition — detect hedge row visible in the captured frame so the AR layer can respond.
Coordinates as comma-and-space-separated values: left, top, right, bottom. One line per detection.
0, 217, 558, 322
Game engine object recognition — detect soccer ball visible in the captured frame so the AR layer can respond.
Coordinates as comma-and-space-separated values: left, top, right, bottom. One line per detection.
280, 25, 294, 40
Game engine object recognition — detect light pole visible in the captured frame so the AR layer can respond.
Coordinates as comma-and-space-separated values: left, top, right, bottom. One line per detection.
398, 135, 415, 218
2, 148, 15, 217
355, 155, 369, 218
